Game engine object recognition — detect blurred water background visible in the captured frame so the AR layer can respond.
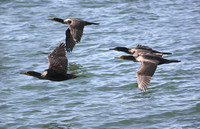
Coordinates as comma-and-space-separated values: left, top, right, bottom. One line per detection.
0, 0, 200, 128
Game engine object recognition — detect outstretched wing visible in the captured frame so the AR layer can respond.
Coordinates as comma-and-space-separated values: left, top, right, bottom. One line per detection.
65, 28, 77, 52
69, 19, 84, 43
135, 44, 153, 50
134, 45, 164, 57
48, 42, 68, 73
136, 61, 157, 91
65, 19, 84, 52
136, 44, 171, 56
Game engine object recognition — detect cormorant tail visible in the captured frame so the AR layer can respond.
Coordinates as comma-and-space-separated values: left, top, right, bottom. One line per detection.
159, 59, 181, 65
85, 22, 99, 25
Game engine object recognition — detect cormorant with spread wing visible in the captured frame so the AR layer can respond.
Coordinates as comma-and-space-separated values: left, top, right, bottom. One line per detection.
113, 45, 180, 91
110, 44, 172, 57
21, 42, 77, 81
48, 18, 99, 52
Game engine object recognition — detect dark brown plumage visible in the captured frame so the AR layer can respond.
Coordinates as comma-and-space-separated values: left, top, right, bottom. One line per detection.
21, 42, 77, 81
48, 18, 99, 52
115, 52, 180, 91
110, 44, 172, 57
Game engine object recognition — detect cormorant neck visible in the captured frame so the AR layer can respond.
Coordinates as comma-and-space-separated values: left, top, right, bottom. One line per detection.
121, 55, 136, 61
117, 47, 132, 54
48, 18, 64, 24
22, 71, 43, 79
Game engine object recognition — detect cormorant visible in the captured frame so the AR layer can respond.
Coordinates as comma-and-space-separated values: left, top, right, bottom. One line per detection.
48, 18, 99, 52
110, 44, 172, 57
115, 53, 180, 91
21, 42, 78, 81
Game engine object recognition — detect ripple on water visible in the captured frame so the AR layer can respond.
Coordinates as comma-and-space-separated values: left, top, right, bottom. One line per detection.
1, 0, 200, 128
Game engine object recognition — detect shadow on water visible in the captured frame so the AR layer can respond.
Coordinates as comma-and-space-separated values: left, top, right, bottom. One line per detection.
68, 62, 87, 76
30, 122, 71, 129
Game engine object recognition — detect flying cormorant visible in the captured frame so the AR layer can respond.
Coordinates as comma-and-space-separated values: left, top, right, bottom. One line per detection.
48, 18, 99, 52
21, 42, 77, 81
110, 44, 172, 57
114, 49, 180, 91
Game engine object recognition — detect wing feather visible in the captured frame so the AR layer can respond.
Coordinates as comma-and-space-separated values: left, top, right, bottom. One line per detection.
136, 61, 157, 91
48, 42, 68, 73
135, 44, 152, 50
69, 20, 85, 42
65, 28, 77, 52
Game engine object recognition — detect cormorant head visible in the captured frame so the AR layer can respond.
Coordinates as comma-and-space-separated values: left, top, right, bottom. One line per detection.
110, 47, 128, 52
115, 55, 136, 61
48, 18, 65, 24
110, 47, 133, 54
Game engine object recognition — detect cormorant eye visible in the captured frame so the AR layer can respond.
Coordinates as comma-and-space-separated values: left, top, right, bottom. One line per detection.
67, 20, 72, 24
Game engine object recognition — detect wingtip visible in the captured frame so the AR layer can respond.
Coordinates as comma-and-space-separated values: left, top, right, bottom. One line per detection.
66, 48, 72, 53
139, 87, 147, 92
58, 41, 65, 48
138, 83, 148, 92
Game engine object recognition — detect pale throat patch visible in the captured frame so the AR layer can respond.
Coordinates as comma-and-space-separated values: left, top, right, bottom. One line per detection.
129, 49, 135, 53
41, 71, 48, 77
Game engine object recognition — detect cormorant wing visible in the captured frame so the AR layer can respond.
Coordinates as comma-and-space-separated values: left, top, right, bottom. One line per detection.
133, 45, 154, 56
136, 44, 172, 55
136, 61, 157, 91
65, 28, 76, 52
68, 19, 84, 43
48, 42, 68, 73
134, 48, 164, 57
135, 44, 152, 50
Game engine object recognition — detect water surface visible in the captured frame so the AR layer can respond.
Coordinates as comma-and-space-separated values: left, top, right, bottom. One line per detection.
0, 0, 200, 128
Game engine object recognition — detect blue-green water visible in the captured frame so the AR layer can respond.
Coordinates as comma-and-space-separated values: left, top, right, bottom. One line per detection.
1, 0, 200, 128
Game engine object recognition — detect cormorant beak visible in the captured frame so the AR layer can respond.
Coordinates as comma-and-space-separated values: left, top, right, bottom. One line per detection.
114, 56, 123, 59
48, 18, 54, 21
109, 48, 117, 50
20, 71, 28, 75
